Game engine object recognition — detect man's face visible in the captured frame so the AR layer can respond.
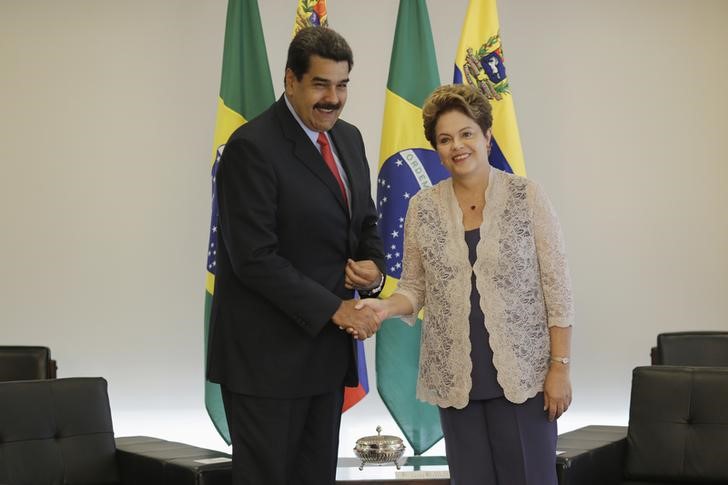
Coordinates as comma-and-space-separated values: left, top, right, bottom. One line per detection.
285, 55, 350, 132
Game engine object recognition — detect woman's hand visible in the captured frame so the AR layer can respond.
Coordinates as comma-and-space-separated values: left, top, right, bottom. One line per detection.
354, 298, 390, 322
543, 364, 572, 422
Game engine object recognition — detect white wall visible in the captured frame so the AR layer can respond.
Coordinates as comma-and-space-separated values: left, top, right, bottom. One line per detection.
1, 0, 727, 456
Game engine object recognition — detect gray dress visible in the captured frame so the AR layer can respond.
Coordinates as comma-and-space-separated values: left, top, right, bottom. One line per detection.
437, 228, 558, 485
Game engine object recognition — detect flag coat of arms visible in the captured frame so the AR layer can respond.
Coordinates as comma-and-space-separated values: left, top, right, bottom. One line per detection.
293, 0, 328, 34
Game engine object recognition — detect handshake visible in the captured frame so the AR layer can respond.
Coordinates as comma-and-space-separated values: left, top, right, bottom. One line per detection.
332, 298, 386, 340
333, 258, 389, 340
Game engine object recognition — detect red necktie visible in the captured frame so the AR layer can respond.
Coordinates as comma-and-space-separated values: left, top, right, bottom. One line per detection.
317, 132, 348, 206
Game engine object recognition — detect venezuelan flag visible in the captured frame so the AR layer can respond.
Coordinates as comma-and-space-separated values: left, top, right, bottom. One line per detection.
203, 0, 274, 445
375, 0, 445, 455
453, 0, 526, 176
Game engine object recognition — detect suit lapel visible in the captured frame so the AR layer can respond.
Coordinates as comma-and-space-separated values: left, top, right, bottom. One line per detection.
275, 98, 348, 214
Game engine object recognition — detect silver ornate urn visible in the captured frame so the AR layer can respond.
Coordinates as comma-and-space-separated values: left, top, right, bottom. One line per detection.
353, 426, 406, 470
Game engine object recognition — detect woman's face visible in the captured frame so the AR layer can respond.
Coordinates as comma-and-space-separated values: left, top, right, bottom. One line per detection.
433, 109, 492, 181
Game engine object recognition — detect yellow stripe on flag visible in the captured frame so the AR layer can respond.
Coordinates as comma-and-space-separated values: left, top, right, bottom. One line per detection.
490, 103, 525, 175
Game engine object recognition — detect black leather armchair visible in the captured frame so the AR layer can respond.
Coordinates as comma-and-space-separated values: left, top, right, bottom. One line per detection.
0, 377, 232, 484
0, 345, 57, 381
556, 366, 728, 485
650, 331, 728, 365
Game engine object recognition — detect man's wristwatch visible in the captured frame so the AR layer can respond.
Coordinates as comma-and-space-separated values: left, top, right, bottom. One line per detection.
550, 356, 570, 365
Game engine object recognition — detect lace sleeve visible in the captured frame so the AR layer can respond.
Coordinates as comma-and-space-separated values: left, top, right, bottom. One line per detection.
530, 182, 575, 328
394, 196, 426, 326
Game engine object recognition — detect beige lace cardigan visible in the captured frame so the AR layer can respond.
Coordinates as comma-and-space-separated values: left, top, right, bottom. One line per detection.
395, 168, 574, 408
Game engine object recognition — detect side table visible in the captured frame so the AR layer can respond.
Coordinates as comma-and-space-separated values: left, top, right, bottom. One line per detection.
336, 456, 450, 484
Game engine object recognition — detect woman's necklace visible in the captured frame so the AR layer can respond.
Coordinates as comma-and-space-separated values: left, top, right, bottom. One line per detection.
453, 178, 487, 214
457, 196, 485, 212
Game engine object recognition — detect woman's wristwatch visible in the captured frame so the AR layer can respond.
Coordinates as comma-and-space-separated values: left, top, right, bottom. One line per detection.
550, 356, 570, 365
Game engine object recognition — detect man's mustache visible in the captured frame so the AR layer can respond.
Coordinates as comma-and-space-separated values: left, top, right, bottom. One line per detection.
314, 103, 341, 111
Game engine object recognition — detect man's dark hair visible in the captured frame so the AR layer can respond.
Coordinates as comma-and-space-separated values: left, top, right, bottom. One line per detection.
286, 27, 353, 80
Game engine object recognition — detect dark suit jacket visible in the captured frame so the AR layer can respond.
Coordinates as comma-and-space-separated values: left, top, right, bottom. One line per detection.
207, 96, 385, 398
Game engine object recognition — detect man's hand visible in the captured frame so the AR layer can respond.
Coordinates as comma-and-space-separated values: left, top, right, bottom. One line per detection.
344, 259, 382, 291
331, 299, 381, 339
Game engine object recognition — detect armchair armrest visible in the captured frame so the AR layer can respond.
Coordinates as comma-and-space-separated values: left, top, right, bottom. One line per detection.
556, 425, 627, 485
48, 358, 57, 378
115, 436, 232, 485
650, 346, 659, 364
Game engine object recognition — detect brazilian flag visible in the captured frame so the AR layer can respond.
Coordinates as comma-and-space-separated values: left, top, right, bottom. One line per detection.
375, 0, 446, 455
203, 0, 274, 445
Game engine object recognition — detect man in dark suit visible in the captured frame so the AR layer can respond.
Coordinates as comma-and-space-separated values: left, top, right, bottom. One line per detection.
207, 27, 385, 485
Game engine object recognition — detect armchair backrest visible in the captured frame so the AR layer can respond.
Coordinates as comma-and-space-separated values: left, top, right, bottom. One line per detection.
651, 331, 728, 366
0, 377, 120, 484
0, 346, 58, 381
625, 366, 728, 483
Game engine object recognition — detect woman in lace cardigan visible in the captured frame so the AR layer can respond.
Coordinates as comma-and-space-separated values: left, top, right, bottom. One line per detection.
357, 84, 574, 485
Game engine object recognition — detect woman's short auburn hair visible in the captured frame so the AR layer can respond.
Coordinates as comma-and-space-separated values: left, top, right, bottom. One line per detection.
422, 84, 493, 148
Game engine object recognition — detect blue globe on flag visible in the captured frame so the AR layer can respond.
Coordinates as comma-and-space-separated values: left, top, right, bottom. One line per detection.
377, 148, 450, 279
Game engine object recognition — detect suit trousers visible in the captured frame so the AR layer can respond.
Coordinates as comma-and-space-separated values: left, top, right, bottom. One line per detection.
438, 393, 557, 485
221, 386, 344, 485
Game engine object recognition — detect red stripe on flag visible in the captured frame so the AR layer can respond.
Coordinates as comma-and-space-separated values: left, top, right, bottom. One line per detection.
342, 383, 367, 412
